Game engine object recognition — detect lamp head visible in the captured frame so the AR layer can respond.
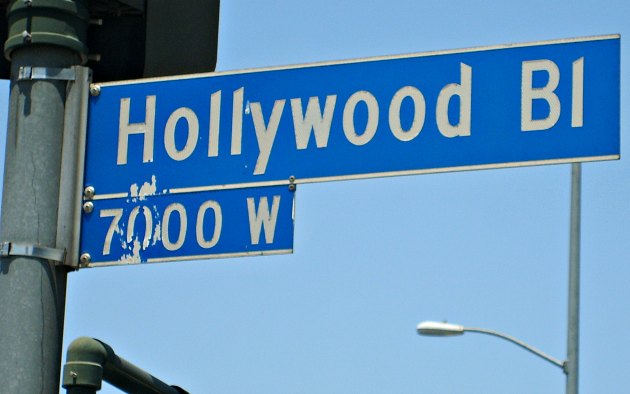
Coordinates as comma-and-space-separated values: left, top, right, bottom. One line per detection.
416, 321, 465, 336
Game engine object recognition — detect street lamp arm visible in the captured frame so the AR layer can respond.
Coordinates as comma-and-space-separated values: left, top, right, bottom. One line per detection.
463, 327, 566, 371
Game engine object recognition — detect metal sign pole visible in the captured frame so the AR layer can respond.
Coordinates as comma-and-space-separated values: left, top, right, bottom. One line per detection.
0, 1, 89, 392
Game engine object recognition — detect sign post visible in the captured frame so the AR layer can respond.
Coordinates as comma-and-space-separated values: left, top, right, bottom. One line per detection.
0, 1, 89, 392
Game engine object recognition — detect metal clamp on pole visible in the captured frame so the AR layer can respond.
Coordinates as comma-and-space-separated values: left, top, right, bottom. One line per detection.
0, 242, 66, 265
17, 66, 77, 81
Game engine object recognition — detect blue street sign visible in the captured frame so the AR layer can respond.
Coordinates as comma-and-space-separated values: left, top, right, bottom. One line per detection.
85, 35, 619, 199
80, 185, 295, 266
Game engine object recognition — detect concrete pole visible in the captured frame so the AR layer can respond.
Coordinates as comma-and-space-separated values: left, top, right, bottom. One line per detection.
0, 44, 76, 394
0, 1, 88, 392
566, 163, 581, 394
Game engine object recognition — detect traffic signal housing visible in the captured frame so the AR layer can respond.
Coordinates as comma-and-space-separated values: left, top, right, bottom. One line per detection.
1, 0, 220, 82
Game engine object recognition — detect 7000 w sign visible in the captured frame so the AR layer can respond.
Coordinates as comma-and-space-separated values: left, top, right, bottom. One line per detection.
80, 185, 295, 266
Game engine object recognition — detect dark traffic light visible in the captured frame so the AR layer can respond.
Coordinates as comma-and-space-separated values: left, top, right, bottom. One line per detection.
1, 0, 220, 82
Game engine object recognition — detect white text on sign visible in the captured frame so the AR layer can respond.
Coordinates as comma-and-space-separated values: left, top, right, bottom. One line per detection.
93, 193, 287, 264
116, 58, 585, 176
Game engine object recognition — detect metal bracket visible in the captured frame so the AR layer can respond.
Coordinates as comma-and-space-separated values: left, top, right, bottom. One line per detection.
17, 66, 77, 82
0, 242, 67, 265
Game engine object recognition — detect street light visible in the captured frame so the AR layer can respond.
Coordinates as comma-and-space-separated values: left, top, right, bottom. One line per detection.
416, 164, 582, 394
417, 321, 569, 390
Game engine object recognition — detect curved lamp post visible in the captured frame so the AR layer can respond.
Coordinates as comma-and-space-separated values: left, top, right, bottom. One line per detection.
416, 164, 582, 394
416, 321, 566, 371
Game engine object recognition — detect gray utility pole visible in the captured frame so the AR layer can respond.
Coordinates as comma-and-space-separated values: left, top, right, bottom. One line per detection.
566, 162, 581, 394
0, 1, 89, 392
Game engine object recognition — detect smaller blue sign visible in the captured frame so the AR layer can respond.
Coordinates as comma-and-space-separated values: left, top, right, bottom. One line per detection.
80, 185, 295, 266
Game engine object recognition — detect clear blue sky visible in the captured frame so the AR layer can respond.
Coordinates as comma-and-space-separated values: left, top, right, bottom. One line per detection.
0, 1, 628, 393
